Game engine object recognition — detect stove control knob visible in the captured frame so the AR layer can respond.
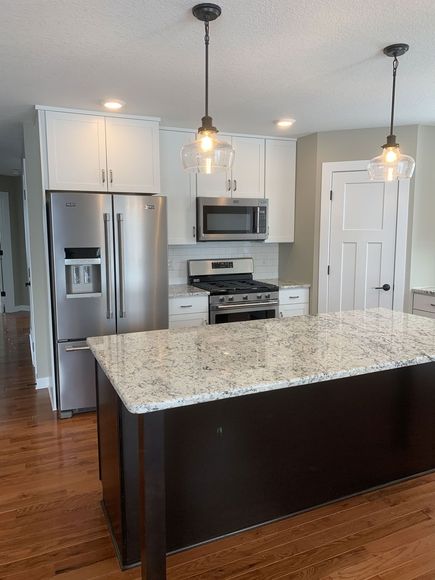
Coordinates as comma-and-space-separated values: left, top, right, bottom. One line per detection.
219, 297, 225, 303
228, 296, 234, 302
265, 293, 271, 299
243, 295, 249, 300
257, 294, 262, 300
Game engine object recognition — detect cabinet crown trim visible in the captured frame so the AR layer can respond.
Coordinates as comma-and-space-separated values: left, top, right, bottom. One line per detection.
36, 105, 160, 122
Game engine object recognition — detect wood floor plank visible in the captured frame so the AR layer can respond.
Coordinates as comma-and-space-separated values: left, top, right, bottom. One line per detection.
2, 312, 435, 579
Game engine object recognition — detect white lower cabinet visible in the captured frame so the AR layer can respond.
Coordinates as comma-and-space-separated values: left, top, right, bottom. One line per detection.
169, 295, 208, 328
412, 293, 435, 319
279, 287, 310, 318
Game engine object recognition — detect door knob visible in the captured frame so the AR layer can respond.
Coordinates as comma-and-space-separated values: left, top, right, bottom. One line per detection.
374, 284, 391, 291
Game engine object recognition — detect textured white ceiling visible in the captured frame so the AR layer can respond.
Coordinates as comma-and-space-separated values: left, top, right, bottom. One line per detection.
0, 0, 434, 174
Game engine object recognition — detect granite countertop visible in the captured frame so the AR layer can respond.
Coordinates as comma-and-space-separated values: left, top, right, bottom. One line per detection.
412, 287, 435, 297
260, 279, 311, 290
168, 284, 209, 298
87, 308, 435, 415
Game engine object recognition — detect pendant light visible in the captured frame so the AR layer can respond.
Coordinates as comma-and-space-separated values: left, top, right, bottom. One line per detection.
181, 3, 234, 174
368, 44, 415, 181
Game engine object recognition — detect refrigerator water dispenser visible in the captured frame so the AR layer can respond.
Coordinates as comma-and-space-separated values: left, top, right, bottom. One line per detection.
65, 247, 102, 297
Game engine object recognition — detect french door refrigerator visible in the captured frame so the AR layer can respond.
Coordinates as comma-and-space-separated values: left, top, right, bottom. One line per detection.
47, 192, 168, 418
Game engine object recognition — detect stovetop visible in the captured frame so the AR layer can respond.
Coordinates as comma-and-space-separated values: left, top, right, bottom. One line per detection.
192, 278, 279, 296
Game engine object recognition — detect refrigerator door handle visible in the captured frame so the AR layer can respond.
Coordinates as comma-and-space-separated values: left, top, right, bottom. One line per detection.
103, 213, 113, 319
117, 212, 126, 318
64, 345, 91, 352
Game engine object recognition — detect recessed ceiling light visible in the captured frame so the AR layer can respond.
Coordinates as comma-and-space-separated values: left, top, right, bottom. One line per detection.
102, 99, 125, 111
276, 119, 295, 128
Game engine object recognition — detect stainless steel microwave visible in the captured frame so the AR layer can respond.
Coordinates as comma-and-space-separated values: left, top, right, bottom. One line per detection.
196, 197, 268, 242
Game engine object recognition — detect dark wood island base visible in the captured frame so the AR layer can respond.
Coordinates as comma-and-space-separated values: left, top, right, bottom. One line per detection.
96, 361, 435, 578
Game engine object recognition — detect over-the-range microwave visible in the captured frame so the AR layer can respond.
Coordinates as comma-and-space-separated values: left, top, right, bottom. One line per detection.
196, 197, 268, 242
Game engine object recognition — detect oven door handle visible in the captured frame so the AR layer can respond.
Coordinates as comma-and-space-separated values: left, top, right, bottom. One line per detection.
215, 300, 279, 310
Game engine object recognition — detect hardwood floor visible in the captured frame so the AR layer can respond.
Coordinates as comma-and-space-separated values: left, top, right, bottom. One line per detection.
2, 313, 435, 579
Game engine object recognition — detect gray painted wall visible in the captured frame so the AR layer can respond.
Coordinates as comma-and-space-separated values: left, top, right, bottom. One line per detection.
279, 125, 420, 313
0, 175, 28, 307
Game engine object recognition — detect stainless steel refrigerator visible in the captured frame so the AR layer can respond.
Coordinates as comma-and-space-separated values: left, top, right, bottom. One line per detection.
47, 192, 168, 418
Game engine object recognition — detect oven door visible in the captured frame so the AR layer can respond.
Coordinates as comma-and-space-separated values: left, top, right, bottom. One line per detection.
210, 301, 278, 324
197, 197, 268, 241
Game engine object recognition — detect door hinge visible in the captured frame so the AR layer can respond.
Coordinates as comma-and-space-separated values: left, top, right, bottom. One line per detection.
330, 190, 333, 201
327, 265, 330, 275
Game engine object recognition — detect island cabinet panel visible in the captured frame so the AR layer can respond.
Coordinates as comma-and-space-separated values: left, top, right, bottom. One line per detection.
96, 361, 435, 573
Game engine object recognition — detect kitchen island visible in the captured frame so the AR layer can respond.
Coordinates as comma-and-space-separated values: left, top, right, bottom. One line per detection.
88, 308, 435, 578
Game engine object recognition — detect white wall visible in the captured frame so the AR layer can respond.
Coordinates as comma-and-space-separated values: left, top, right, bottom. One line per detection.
169, 242, 279, 285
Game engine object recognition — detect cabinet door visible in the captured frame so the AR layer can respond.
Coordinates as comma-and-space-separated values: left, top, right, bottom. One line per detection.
106, 118, 160, 193
231, 136, 265, 198
279, 304, 309, 318
45, 111, 107, 191
196, 134, 232, 198
160, 130, 197, 245
265, 139, 296, 243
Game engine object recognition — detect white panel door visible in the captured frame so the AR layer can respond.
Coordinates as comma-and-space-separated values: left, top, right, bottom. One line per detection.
231, 136, 265, 198
160, 130, 197, 245
106, 117, 160, 193
265, 139, 296, 243
196, 134, 232, 198
328, 171, 398, 313
45, 111, 107, 191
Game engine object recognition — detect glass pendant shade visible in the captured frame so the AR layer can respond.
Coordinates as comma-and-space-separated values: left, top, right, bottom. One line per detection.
368, 145, 415, 182
181, 131, 234, 174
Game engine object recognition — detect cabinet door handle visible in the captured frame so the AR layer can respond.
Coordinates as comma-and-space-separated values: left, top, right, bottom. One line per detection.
233, 179, 237, 191
227, 179, 231, 191
280, 312, 283, 318
193, 226, 196, 239
101, 168, 106, 183
109, 169, 113, 184
431, 303, 435, 307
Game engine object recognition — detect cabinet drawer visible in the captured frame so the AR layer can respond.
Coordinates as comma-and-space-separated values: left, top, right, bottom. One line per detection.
279, 288, 309, 306
169, 296, 208, 316
412, 309, 435, 320
413, 294, 435, 314
169, 314, 208, 328
279, 304, 309, 318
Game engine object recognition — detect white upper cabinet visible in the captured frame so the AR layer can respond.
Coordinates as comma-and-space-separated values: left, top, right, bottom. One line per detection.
105, 117, 160, 193
231, 136, 265, 198
196, 135, 265, 199
265, 139, 296, 243
45, 111, 107, 191
160, 129, 197, 245
44, 111, 160, 193
196, 134, 232, 198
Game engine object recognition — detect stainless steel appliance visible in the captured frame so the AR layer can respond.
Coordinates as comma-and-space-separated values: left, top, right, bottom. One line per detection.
196, 197, 268, 241
188, 257, 278, 324
47, 192, 168, 418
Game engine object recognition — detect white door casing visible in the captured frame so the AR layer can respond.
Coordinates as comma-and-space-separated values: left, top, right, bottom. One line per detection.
0, 192, 15, 313
318, 161, 410, 314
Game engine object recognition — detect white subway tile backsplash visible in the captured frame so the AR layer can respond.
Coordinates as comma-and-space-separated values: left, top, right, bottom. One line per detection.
168, 242, 279, 284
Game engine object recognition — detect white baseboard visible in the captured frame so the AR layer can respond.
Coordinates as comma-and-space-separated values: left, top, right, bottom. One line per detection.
8, 305, 30, 312
36, 376, 50, 389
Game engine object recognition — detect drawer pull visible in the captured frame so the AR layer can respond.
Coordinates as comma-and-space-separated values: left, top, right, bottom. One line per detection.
289, 295, 300, 299
431, 303, 435, 307
180, 304, 193, 308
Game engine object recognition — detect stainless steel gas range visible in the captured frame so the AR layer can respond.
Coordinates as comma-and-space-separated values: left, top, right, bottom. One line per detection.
188, 257, 279, 324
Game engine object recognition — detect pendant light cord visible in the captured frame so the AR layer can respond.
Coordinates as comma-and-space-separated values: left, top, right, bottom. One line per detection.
204, 21, 210, 118
389, 56, 399, 136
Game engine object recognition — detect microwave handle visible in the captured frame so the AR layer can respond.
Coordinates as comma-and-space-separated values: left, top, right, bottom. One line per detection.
256, 206, 260, 234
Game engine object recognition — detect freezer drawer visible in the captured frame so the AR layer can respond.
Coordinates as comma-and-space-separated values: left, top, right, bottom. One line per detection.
57, 341, 96, 412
